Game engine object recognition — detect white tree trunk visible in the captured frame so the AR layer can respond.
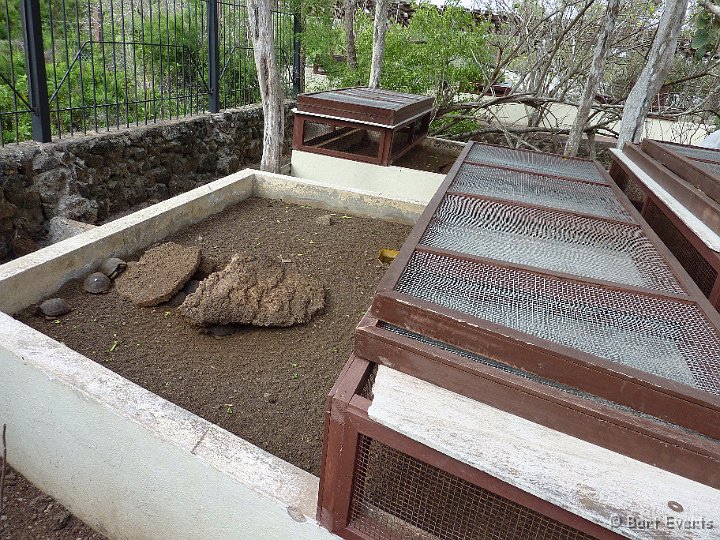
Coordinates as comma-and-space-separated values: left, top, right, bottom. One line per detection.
369, 0, 389, 88
248, 0, 284, 173
564, 0, 620, 156
616, 0, 689, 148
344, 0, 357, 71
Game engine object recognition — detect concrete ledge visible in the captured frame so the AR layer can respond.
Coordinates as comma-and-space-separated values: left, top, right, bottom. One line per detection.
0, 313, 335, 540
0, 168, 426, 539
254, 170, 424, 225
290, 149, 446, 204
0, 170, 255, 314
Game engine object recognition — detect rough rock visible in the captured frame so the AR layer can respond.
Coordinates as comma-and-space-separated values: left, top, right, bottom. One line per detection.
180, 254, 325, 327
315, 214, 333, 226
0, 102, 295, 262
47, 217, 97, 244
115, 242, 201, 306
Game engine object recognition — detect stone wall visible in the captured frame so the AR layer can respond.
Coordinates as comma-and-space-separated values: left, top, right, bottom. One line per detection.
0, 102, 294, 261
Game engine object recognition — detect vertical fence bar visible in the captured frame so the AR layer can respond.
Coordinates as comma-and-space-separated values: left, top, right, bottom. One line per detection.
20, 0, 51, 142
207, 0, 220, 113
292, 13, 301, 96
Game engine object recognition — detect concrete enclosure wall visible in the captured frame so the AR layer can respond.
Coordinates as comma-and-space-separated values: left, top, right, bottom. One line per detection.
0, 102, 294, 261
0, 169, 425, 539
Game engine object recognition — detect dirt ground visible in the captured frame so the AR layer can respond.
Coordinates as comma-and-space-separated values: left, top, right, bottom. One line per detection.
17, 198, 411, 477
0, 467, 104, 540
394, 144, 460, 174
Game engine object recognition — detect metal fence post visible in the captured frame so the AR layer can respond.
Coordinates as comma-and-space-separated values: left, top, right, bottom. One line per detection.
292, 13, 302, 96
207, 0, 220, 113
20, 0, 51, 142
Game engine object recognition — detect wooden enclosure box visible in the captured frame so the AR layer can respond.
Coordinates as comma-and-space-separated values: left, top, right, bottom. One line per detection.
292, 88, 433, 166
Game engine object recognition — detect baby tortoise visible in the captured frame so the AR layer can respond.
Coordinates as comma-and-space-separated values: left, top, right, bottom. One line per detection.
99, 257, 127, 279
83, 272, 112, 294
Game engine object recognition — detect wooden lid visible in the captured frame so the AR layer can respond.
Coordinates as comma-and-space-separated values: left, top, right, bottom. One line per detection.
296, 87, 434, 127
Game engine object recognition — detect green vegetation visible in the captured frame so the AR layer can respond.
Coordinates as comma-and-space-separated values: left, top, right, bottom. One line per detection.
0, 0, 294, 143
303, 0, 492, 115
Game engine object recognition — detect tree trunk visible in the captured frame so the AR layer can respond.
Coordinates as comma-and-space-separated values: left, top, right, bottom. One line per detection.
248, 0, 285, 173
564, 0, 620, 156
344, 0, 357, 71
616, 0, 689, 148
369, 0, 389, 88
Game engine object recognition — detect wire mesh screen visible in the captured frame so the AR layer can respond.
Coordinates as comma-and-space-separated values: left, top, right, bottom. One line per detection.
302, 120, 382, 158
394, 250, 720, 394
466, 145, 607, 184
450, 163, 634, 222
349, 435, 596, 540
0, 0, 295, 144
644, 201, 718, 298
664, 144, 720, 163
376, 322, 690, 428
420, 195, 685, 294
694, 159, 720, 178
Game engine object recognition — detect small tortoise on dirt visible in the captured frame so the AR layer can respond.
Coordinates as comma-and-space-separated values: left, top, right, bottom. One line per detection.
98, 257, 127, 279
38, 298, 71, 317
83, 272, 112, 294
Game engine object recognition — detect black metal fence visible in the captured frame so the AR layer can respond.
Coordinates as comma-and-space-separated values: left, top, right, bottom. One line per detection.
0, 0, 299, 145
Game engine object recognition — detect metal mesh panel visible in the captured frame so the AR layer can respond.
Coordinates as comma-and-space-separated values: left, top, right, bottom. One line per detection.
302, 121, 381, 158
421, 195, 685, 294
303, 121, 338, 144
644, 202, 718, 297
377, 322, 717, 436
466, 145, 607, 183
665, 144, 720, 163
394, 250, 720, 394
349, 435, 596, 540
450, 164, 634, 222
694, 159, 720, 178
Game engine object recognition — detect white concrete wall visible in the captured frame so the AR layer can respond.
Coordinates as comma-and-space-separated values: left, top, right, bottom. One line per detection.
0, 170, 424, 315
487, 102, 710, 145
0, 313, 336, 540
0, 169, 255, 314
0, 168, 427, 539
290, 151, 446, 204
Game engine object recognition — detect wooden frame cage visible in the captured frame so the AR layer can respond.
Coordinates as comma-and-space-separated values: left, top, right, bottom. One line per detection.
318, 355, 621, 540
292, 88, 434, 166
318, 141, 720, 540
610, 140, 720, 309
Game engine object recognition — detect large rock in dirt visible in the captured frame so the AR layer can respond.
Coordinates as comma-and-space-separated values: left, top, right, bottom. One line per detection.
180, 254, 325, 327
115, 242, 201, 307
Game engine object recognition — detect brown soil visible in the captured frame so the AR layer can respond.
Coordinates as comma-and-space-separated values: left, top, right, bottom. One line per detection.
394, 144, 459, 174
0, 466, 104, 540
17, 198, 411, 476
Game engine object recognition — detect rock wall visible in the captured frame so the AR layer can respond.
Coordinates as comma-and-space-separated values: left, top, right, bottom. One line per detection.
0, 102, 294, 261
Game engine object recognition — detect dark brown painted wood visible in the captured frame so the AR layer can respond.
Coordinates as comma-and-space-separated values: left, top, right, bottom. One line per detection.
642, 139, 720, 204
328, 360, 625, 539
355, 317, 720, 490
297, 87, 434, 126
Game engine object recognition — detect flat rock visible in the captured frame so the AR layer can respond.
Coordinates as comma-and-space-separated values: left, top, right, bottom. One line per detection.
180, 253, 325, 327
116, 242, 201, 307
